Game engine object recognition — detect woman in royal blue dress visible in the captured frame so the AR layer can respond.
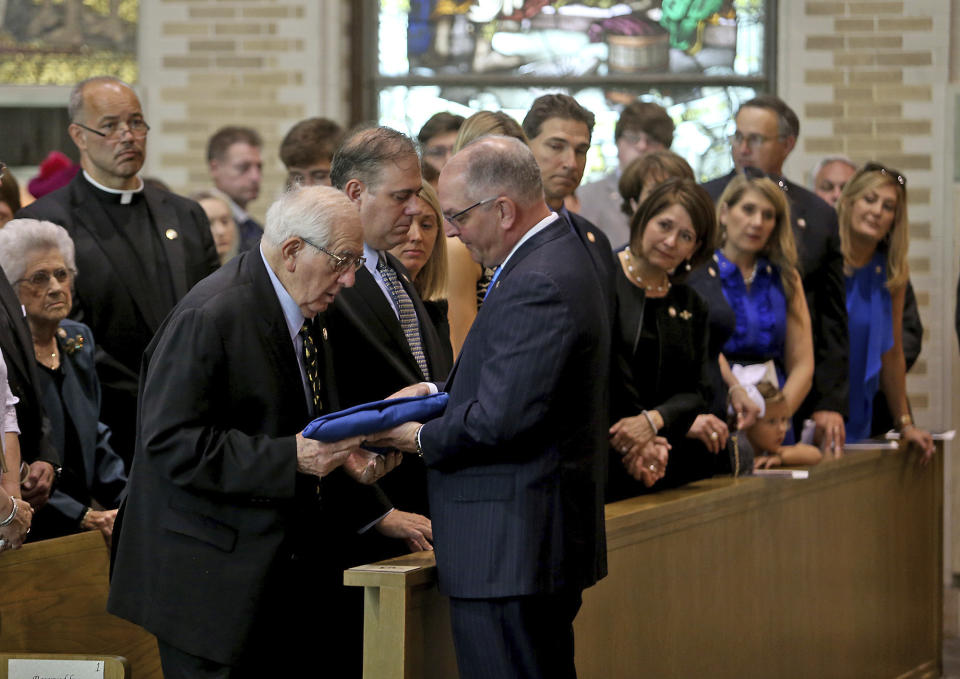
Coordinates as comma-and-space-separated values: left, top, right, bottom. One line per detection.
838, 164, 934, 457
690, 174, 814, 443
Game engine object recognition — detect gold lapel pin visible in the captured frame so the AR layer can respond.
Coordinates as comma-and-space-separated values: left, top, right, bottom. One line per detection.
165, 228, 179, 240
587, 231, 596, 243
680, 310, 692, 320
708, 267, 716, 277
668, 306, 677, 317
797, 218, 806, 228
322, 328, 328, 341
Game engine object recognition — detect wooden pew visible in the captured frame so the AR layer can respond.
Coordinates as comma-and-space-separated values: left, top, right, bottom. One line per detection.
0, 653, 128, 679
346, 444, 943, 679
0, 531, 161, 679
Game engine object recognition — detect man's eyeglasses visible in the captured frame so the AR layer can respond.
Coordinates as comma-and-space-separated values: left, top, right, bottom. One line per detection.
861, 162, 907, 190
16, 268, 73, 288
728, 131, 782, 151
444, 197, 498, 228
74, 119, 151, 139
301, 237, 366, 272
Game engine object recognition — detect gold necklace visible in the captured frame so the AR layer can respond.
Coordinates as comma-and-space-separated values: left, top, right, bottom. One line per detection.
624, 248, 671, 293
34, 340, 59, 369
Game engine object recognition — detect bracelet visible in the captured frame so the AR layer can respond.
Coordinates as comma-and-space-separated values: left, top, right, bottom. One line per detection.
641, 410, 658, 434
0, 496, 17, 527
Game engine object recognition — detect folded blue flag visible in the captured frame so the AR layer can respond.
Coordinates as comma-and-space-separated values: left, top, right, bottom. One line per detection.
303, 393, 449, 443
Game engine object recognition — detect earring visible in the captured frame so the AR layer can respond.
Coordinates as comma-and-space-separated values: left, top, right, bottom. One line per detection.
684, 260, 692, 272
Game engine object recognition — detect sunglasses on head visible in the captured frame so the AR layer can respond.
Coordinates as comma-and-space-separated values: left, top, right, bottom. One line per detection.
861, 162, 907, 189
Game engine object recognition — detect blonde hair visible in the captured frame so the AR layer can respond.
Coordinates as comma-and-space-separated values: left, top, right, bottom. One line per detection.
453, 111, 528, 153
836, 169, 909, 291
717, 174, 798, 300
411, 180, 448, 301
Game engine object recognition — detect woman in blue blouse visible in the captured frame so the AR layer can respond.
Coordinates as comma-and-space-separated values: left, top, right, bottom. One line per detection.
690, 174, 814, 439
838, 164, 934, 457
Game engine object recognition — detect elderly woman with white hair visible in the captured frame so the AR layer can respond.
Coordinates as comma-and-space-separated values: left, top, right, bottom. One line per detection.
0, 219, 127, 545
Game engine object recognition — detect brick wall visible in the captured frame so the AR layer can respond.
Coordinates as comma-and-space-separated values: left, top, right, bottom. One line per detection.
779, 0, 953, 431
137, 0, 350, 222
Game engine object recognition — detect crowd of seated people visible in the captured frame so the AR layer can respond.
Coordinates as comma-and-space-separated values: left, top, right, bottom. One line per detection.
0, 81, 937, 571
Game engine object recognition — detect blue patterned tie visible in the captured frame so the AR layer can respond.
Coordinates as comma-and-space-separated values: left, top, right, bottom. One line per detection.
299, 321, 322, 412
377, 255, 430, 380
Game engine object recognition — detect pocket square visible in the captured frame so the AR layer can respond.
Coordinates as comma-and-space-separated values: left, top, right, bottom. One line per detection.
302, 393, 449, 442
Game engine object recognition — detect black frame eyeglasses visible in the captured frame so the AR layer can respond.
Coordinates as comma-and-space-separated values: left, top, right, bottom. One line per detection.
444, 196, 498, 228
301, 237, 366, 272
74, 119, 151, 139
861, 162, 907, 191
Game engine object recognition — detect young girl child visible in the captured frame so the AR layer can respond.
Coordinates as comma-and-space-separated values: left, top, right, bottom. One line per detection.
745, 382, 823, 470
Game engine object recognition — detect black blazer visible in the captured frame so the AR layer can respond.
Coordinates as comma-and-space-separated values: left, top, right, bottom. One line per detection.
107, 250, 386, 665
420, 219, 609, 599
324, 254, 453, 518
18, 174, 219, 460
32, 320, 126, 538
0, 269, 57, 466
703, 170, 849, 417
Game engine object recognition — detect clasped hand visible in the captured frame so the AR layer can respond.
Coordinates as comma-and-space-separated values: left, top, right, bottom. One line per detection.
295, 433, 401, 485
621, 436, 670, 487
0, 497, 33, 552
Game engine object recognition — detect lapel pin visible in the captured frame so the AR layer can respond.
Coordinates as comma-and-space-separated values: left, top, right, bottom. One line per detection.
797, 218, 806, 229
668, 306, 677, 317
165, 228, 179, 240
875, 265, 882, 274
587, 231, 596, 243
322, 328, 328, 341
680, 310, 692, 320
708, 267, 716, 277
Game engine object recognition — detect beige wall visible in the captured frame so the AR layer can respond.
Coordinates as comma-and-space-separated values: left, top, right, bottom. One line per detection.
137, 0, 351, 222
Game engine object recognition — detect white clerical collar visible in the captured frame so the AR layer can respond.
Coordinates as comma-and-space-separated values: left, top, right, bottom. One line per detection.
497, 212, 558, 272
82, 170, 144, 205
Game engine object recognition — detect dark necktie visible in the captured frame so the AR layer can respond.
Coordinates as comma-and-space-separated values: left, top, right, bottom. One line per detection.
377, 255, 430, 380
299, 321, 322, 412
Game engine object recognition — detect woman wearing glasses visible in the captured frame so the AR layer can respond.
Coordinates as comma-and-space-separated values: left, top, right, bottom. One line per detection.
838, 165, 934, 457
0, 219, 127, 545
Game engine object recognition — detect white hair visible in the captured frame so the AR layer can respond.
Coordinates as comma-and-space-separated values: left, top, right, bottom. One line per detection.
262, 185, 355, 248
0, 219, 77, 284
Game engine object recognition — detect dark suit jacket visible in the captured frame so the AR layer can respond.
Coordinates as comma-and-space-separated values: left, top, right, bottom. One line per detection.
34, 320, 126, 534
565, 208, 617, 318
325, 254, 452, 518
420, 218, 610, 599
19, 174, 219, 461
703, 171, 849, 417
0, 269, 57, 466
107, 250, 386, 665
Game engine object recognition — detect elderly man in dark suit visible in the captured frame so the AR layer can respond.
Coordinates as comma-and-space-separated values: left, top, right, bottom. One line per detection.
702, 95, 849, 453
372, 136, 610, 679
19, 76, 219, 467
108, 185, 397, 678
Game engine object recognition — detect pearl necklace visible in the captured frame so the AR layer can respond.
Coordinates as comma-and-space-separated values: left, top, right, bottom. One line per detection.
624, 247, 671, 294
742, 263, 758, 286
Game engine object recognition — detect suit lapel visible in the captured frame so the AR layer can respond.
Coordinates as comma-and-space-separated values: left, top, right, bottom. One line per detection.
0, 271, 34, 391
68, 179, 165, 332
144, 186, 188, 301
246, 253, 309, 423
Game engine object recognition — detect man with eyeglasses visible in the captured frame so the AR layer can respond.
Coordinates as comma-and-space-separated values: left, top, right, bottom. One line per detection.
207, 126, 264, 251
109, 185, 399, 677
575, 100, 675, 249
702, 94, 849, 455
0, 164, 59, 513
368, 135, 610, 679
19, 76, 219, 469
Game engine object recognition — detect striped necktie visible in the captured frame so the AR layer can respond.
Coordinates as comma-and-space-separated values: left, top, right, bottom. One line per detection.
377, 255, 430, 380
299, 321, 322, 412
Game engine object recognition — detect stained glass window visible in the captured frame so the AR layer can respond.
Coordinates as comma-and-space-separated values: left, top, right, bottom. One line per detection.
372, 0, 774, 181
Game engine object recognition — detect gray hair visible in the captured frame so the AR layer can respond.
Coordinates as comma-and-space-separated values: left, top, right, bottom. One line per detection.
810, 155, 858, 188
0, 219, 77, 284
262, 185, 355, 248
68, 76, 132, 122
458, 135, 544, 206
330, 126, 418, 191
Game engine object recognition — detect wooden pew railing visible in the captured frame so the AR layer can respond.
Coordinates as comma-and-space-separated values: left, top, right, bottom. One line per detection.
346, 444, 944, 679
0, 444, 942, 679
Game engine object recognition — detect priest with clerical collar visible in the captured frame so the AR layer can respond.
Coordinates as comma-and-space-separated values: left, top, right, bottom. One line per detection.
18, 75, 219, 468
